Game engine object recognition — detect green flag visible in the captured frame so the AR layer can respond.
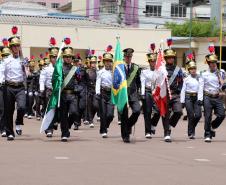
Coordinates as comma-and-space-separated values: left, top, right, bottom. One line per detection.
40, 55, 63, 133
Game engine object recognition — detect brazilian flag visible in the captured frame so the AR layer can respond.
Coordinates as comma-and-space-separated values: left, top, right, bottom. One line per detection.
111, 39, 128, 113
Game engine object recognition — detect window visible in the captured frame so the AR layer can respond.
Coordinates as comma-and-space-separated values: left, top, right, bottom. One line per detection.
171, 4, 186, 17
38, 2, 46, 6
100, 0, 117, 14
145, 5, 162, 17
51, 3, 60, 9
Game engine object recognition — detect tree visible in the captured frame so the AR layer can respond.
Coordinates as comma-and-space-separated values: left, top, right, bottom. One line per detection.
165, 20, 221, 37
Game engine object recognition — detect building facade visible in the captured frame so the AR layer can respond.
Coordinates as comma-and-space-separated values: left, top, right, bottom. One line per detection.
0, 0, 69, 9
69, 0, 212, 28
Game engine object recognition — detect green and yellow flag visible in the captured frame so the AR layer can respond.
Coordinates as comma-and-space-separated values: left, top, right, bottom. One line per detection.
111, 39, 128, 113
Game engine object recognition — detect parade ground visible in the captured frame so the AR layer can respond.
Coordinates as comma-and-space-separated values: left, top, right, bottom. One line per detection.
1, 115, 226, 185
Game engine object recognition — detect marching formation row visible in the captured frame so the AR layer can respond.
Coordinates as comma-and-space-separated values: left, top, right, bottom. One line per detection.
0, 26, 225, 143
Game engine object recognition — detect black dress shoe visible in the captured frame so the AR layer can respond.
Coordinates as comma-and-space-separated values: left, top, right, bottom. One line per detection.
123, 137, 130, 143
16, 130, 22, 136
61, 137, 68, 142
211, 130, 216, 138
7, 135, 15, 141
74, 125, 79, 130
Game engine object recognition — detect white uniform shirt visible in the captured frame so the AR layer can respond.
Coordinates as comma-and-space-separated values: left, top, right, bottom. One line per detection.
199, 69, 223, 101
3, 55, 24, 82
0, 60, 5, 84
180, 75, 202, 103
140, 68, 158, 95
39, 63, 54, 91
96, 68, 112, 94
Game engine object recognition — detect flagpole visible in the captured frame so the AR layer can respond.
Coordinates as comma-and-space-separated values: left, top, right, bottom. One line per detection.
219, 0, 223, 69
57, 41, 65, 108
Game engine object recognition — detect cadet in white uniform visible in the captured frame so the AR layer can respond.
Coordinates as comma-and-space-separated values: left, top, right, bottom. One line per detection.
0, 40, 11, 137
140, 51, 160, 139
96, 52, 114, 138
199, 53, 226, 142
180, 60, 202, 139
4, 27, 26, 140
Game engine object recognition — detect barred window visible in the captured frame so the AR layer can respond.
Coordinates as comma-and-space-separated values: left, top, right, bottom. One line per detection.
38, 2, 46, 6
51, 3, 60, 9
171, 4, 186, 17
145, 5, 162, 17
100, 0, 118, 14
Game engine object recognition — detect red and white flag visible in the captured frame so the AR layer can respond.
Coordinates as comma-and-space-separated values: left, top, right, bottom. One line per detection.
153, 49, 169, 117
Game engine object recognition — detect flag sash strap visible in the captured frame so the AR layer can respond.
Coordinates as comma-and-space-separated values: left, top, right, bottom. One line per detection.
168, 66, 180, 86
61, 66, 77, 90
127, 65, 138, 87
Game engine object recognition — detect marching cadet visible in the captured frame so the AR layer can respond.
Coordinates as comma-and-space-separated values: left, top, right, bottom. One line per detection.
199, 45, 226, 143
96, 52, 114, 138
162, 39, 183, 142
120, 48, 141, 143
0, 50, 5, 137
26, 59, 36, 119
140, 44, 160, 139
4, 26, 27, 140
60, 38, 79, 142
39, 38, 59, 137
74, 54, 88, 128
86, 55, 98, 128
69, 54, 82, 130
0, 39, 11, 137
96, 56, 104, 122
180, 54, 202, 139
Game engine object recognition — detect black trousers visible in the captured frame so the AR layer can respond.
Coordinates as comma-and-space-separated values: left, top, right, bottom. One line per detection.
185, 95, 202, 136
204, 95, 225, 138
5, 86, 26, 136
142, 91, 160, 135
42, 88, 52, 117
60, 93, 79, 138
27, 91, 34, 116
87, 90, 98, 123
162, 94, 182, 136
0, 86, 5, 132
34, 93, 41, 117
99, 90, 114, 134
120, 99, 141, 139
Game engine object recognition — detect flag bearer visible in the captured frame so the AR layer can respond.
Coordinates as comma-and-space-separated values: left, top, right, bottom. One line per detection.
199, 45, 226, 143
60, 38, 79, 142
180, 54, 202, 139
39, 38, 59, 137
140, 44, 160, 139
96, 52, 114, 138
162, 39, 183, 142
120, 48, 141, 143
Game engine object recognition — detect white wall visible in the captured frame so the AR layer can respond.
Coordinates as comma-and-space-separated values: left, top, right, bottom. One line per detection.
0, 23, 171, 65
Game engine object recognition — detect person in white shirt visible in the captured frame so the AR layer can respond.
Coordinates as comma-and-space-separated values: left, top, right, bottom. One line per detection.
180, 60, 202, 139
140, 51, 160, 139
4, 27, 26, 140
95, 52, 114, 138
199, 52, 226, 142
0, 42, 11, 137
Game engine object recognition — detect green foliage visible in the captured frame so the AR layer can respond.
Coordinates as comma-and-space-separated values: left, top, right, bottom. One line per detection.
165, 20, 220, 37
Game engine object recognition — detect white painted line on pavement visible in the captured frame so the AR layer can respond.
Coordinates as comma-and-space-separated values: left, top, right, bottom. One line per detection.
194, 159, 210, 162
54, 156, 69, 160
186, 146, 194, 149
